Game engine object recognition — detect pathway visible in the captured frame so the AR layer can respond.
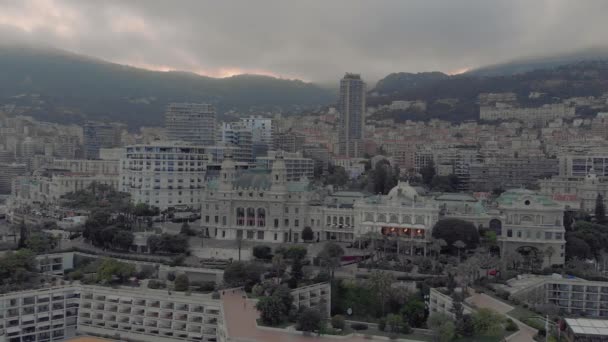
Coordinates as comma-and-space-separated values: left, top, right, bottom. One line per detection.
467, 293, 537, 342
221, 289, 422, 342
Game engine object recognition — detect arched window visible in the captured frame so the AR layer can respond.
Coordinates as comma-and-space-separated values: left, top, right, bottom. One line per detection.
365, 213, 374, 222
257, 208, 266, 227
339, 217, 344, 226
489, 219, 502, 235
247, 208, 255, 226
333, 216, 337, 225
377, 214, 387, 223
415, 215, 424, 224
402, 215, 411, 224
345, 217, 351, 226
236, 208, 245, 226
327, 216, 331, 226
389, 214, 399, 223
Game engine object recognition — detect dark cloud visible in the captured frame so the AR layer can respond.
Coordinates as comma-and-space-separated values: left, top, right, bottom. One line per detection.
1, 0, 607, 83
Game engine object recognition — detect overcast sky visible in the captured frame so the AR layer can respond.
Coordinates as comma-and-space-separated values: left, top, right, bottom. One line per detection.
1, 0, 607, 84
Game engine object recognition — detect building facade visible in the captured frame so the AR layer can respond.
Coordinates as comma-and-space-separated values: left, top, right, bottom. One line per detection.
165, 103, 216, 147
338, 73, 366, 158
119, 142, 209, 210
0, 284, 225, 342
496, 189, 566, 268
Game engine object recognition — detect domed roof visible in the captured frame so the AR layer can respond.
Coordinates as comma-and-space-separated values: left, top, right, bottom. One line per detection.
387, 181, 419, 200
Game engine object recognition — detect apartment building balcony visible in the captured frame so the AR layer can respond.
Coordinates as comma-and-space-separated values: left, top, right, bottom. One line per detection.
176, 304, 189, 311
159, 322, 172, 329
160, 312, 173, 320
119, 307, 131, 314
192, 305, 205, 313
205, 317, 218, 325
146, 311, 159, 318
149, 300, 160, 308
206, 309, 220, 316
161, 302, 174, 310
173, 323, 187, 331
83, 293, 93, 300
145, 320, 158, 328
175, 314, 188, 321
107, 305, 118, 312
94, 295, 106, 301
188, 315, 203, 324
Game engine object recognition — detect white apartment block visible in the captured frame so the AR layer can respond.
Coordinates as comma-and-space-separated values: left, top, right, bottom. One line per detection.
559, 155, 608, 177
165, 103, 216, 147
507, 275, 608, 318
0, 284, 225, 342
428, 288, 474, 319
120, 142, 209, 210
480, 103, 575, 125
290, 283, 331, 317
240, 116, 273, 145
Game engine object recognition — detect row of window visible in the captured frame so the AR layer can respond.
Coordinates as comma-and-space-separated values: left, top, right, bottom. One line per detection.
364, 213, 427, 225
506, 229, 563, 240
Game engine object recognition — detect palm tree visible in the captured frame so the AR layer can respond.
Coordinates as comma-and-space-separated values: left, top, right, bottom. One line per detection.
453, 240, 467, 261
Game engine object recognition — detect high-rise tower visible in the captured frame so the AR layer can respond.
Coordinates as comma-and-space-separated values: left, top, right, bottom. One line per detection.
338, 73, 366, 157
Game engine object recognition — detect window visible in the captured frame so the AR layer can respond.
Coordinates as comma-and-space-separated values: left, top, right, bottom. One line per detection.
274, 233, 278, 241
257, 231, 264, 240
295, 219, 299, 227
507, 229, 513, 237
327, 216, 332, 226
402, 215, 411, 224
236, 208, 244, 226
285, 219, 289, 227
516, 231, 522, 238
365, 213, 374, 222
285, 207, 289, 214
222, 216, 227, 226
555, 233, 563, 240
377, 214, 386, 222
247, 230, 254, 239
214, 216, 219, 224
257, 208, 266, 227
295, 207, 299, 214
221, 230, 226, 238
274, 219, 279, 228
415, 215, 425, 224
545, 232, 552, 240
247, 208, 255, 226
389, 214, 399, 223
205, 216, 209, 223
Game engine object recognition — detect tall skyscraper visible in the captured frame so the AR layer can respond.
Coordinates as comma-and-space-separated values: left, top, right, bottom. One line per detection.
165, 103, 216, 146
338, 73, 366, 157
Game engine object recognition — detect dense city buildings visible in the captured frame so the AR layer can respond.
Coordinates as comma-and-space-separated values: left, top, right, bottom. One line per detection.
338, 73, 366, 158
165, 103, 216, 147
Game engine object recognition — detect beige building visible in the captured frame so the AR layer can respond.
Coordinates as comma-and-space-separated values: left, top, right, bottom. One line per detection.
496, 189, 566, 268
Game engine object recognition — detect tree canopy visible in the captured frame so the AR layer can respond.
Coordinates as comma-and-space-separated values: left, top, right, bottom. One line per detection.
432, 219, 480, 250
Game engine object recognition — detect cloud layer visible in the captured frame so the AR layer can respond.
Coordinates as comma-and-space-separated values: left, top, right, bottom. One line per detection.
1, 0, 607, 83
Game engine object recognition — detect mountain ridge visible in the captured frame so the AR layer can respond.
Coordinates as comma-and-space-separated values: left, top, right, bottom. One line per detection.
0, 45, 334, 128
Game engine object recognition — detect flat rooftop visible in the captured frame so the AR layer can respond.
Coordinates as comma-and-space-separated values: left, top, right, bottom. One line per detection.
566, 318, 608, 336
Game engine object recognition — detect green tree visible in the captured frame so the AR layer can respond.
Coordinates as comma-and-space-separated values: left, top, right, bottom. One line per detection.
456, 314, 475, 337
317, 242, 344, 279
401, 296, 427, 328
253, 245, 273, 260
256, 295, 285, 326
112, 231, 134, 251
291, 257, 304, 282
96, 259, 135, 284
174, 274, 190, 291
428, 313, 454, 342
297, 308, 323, 333
386, 313, 403, 333
368, 271, 394, 315
596, 194, 607, 225
432, 219, 480, 252
302, 226, 314, 241
223, 261, 264, 291
472, 308, 504, 335
0, 249, 36, 286
25, 232, 58, 253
